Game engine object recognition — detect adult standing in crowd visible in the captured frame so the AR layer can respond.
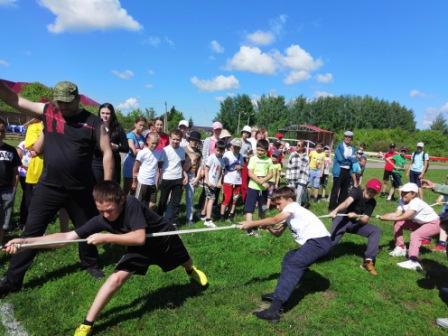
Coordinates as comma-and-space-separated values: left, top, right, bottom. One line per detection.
381, 143, 397, 197
154, 117, 170, 150
92, 103, 128, 184
329, 131, 356, 211
286, 140, 309, 207
240, 125, 253, 202
0, 80, 114, 296
122, 117, 146, 195
406, 142, 429, 199
202, 121, 223, 163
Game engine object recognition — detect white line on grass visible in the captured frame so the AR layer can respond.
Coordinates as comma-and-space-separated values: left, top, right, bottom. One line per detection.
0, 302, 28, 336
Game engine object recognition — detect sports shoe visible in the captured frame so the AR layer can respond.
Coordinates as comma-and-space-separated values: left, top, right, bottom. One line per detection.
0, 277, 21, 297
253, 308, 281, 323
74, 324, 92, 336
188, 266, 208, 286
432, 244, 447, 252
203, 220, 216, 228
199, 214, 207, 221
85, 267, 105, 279
389, 246, 407, 257
421, 239, 432, 246
437, 318, 448, 329
397, 259, 423, 271
361, 260, 378, 276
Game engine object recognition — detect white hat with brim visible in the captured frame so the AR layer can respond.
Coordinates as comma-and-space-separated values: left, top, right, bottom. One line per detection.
416, 142, 424, 148
399, 183, 419, 193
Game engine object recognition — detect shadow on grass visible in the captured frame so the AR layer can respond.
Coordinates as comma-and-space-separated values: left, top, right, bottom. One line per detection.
93, 282, 207, 333
418, 258, 448, 305
321, 241, 366, 261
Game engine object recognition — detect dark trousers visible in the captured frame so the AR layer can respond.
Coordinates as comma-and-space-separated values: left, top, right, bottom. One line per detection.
18, 177, 33, 228
6, 184, 99, 286
158, 178, 183, 224
330, 216, 381, 259
329, 168, 351, 210
273, 236, 331, 303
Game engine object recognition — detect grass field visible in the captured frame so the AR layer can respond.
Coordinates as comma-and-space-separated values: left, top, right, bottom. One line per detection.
1, 168, 448, 335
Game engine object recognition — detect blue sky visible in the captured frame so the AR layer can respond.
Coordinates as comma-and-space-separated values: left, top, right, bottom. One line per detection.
0, 0, 447, 129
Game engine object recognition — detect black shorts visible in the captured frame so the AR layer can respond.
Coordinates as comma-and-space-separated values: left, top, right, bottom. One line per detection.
383, 170, 393, 181
391, 172, 402, 188
135, 183, 157, 204
320, 174, 328, 188
115, 230, 190, 275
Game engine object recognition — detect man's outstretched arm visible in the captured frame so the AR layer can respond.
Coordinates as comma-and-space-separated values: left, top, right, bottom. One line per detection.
0, 80, 45, 116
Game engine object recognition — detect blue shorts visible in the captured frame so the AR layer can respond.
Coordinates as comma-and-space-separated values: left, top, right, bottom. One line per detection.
409, 170, 422, 187
244, 188, 268, 214
309, 169, 321, 189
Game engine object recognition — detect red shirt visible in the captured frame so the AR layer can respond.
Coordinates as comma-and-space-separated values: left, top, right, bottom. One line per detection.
384, 151, 396, 171
156, 132, 170, 150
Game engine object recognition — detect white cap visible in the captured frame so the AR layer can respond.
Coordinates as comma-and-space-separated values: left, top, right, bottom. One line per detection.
241, 125, 252, 134
400, 183, 419, 193
178, 120, 189, 128
416, 142, 424, 148
344, 130, 354, 137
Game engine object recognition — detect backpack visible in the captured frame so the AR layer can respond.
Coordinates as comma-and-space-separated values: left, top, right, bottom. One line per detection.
411, 151, 429, 173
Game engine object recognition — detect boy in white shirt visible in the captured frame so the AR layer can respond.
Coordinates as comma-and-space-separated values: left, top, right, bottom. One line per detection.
202, 140, 226, 228
157, 130, 188, 225
240, 186, 332, 322
378, 182, 440, 271
131, 132, 163, 209
220, 138, 243, 221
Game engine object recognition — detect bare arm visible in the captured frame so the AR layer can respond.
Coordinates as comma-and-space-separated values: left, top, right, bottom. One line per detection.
99, 125, 114, 180
4, 231, 79, 254
32, 133, 44, 154
0, 81, 45, 116
329, 196, 355, 217
240, 211, 290, 230
379, 209, 415, 222
86, 229, 146, 246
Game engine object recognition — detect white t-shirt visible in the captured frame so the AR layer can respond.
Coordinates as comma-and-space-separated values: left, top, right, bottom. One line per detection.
206, 154, 223, 186
398, 197, 439, 224
223, 151, 243, 185
248, 138, 257, 151
160, 145, 185, 180
135, 147, 163, 185
283, 202, 330, 245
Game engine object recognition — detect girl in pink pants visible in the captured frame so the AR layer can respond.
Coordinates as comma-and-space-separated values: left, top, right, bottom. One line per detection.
378, 182, 440, 271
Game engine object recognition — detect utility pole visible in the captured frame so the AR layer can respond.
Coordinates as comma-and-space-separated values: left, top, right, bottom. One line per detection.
237, 110, 242, 134
164, 101, 168, 132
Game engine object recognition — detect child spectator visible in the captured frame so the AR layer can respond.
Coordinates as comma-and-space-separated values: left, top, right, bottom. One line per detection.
184, 131, 202, 225
329, 179, 383, 275
386, 147, 408, 201
381, 144, 397, 197
239, 186, 331, 322
266, 152, 282, 209
157, 130, 188, 226
286, 140, 309, 207
131, 133, 163, 210
308, 143, 325, 202
319, 146, 332, 201
202, 140, 226, 228
244, 139, 273, 234
0, 118, 20, 244
406, 142, 429, 199
379, 182, 440, 271
220, 138, 243, 221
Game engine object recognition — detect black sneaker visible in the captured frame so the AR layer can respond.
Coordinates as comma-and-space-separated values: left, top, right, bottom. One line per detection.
254, 308, 281, 323
0, 277, 21, 297
85, 267, 105, 279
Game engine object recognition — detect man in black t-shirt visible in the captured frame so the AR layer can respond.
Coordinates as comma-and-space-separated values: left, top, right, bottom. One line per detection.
0, 80, 114, 295
329, 178, 382, 275
0, 118, 20, 244
3, 181, 207, 336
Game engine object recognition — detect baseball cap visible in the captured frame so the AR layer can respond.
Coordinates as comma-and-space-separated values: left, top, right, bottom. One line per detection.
416, 142, 424, 148
212, 121, 223, 130
400, 146, 408, 152
230, 138, 242, 147
275, 132, 284, 140
344, 130, 354, 137
53, 81, 79, 102
178, 120, 189, 128
400, 183, 419, 193
365, 178, 382, 193
389, 143, 396, 148
188, 130, 201, 141
241, 125, 252, 134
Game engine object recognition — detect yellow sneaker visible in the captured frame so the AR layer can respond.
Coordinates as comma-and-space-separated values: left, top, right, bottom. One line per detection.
74, 324, 92, 336
189, 266, 208, 286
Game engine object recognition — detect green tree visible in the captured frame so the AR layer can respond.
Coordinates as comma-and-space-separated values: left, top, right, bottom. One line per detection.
429, 113, 448, 134
167, 106, 184, 132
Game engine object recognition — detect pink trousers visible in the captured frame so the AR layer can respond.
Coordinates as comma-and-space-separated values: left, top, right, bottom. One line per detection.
394, 219, 440, 258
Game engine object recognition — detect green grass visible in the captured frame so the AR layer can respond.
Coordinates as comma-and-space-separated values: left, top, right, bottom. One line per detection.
1, 168, 448, 335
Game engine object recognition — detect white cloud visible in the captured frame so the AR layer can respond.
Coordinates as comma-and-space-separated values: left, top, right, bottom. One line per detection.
0, 0, 16, 6
284, 70, 310, 84
0, 59, 10, 67
143, 36, 161, 47
269, 14, 287, 35
227, 46, 277, 75
314, 90, 334, 98
191, 75, 239, 92
38, 0, 142, 33
210, 40, 224, 53
278, 44, 323, 84
111, 69, 134, 80
164, 36, 175, 47
246, 31, 275, 46
316, 73, 333, 83
117, 97, 139, 110
144, 84, 153, 89
410, 89, 427, 98
422, 102, 448, 128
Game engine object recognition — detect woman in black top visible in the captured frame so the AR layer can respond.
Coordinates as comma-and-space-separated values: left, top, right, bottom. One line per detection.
92, 103, 129, 184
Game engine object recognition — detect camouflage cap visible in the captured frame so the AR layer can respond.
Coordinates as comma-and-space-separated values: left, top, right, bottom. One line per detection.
53, 81, 79, 102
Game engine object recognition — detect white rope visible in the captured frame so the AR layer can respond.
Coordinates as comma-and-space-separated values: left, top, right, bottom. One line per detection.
318, 214, 349, 219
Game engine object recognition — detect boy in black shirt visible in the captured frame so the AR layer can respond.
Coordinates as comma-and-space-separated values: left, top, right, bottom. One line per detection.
3, 181, 207, 336
0, 118, 20, 244
329, 178, 382, 275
